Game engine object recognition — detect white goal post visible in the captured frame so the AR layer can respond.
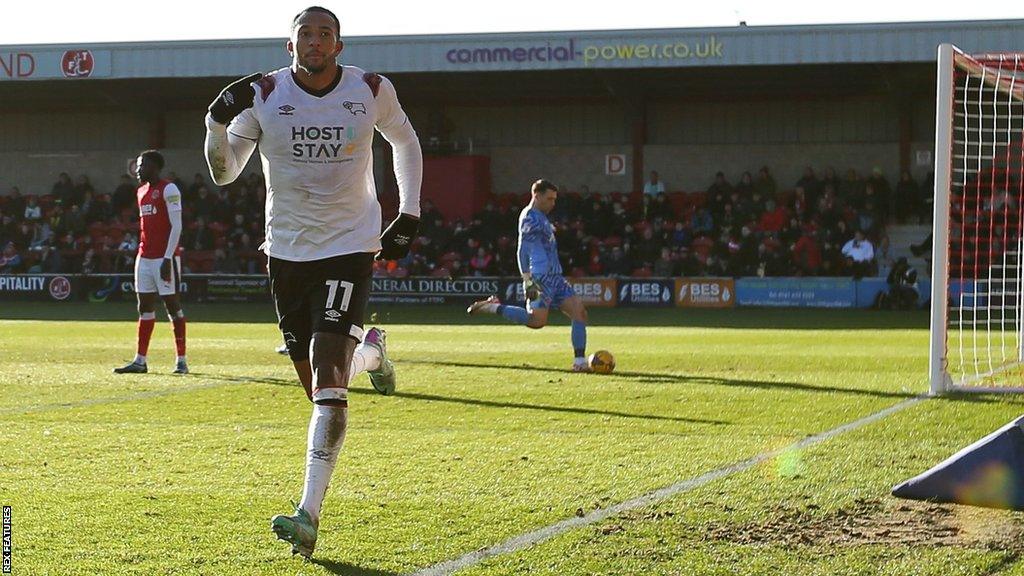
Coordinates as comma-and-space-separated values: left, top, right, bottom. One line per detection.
931, 43, 1024, 394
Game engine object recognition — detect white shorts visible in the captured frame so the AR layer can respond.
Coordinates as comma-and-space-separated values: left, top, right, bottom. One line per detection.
135, 255, 181, 296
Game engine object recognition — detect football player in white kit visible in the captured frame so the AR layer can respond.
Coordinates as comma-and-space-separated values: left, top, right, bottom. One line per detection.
203, 6, 422, 558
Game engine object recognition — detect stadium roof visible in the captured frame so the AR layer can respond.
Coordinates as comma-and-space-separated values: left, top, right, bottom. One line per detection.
3, 19, 1024, 81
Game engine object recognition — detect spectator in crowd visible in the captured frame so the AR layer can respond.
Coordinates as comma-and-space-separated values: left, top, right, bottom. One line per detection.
643, 171, 666, 196
28, 221, 53, 251
0, 242, 23, 274
754, 166, 776, 198
51, 172, 74, 205
895, 170, 920, 224
653, 247, 674, 277
841, 230, 875, 279
112, 174, 137, 215
24, 195, 42, 223
80, 247, 98, 274
792, 227, 822, 276
875, 234, 895, 278
735, 171, 753, 198
184, 216, 215, 251
707, 171, 733, 217
868, 167, 892, 219
839, 168, 864, 208
65, 204, 86, 237
86, 193, 113, 224
821, 166, 841, 194
48, 205, 67, 238
795, 166, 819, 198
73, 174, 95, 207
669, 221, 690, 249
604, 245, 631, 277
691, 206, 714, 236
213, 246, 242, 274
31, 242, 62, 273
117, 232, 138, 272
469, 247, 494, 276
759, 199, 788, 233
7, 186, 26, 218
186, 173, 207, 204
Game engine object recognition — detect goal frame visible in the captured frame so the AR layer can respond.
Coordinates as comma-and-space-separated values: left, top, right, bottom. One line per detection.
930, 43, 1024, 395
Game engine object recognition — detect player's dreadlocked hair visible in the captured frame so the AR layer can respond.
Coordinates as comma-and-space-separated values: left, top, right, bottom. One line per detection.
140, 150, 164, 170
531, 179, 558, 195
292, 6, 341, 40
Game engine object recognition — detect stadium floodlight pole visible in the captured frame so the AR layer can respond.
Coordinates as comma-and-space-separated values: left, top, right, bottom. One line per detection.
930, 43, 956, 396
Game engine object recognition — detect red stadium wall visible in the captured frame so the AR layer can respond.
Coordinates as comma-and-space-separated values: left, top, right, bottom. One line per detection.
422, 155, 491, 222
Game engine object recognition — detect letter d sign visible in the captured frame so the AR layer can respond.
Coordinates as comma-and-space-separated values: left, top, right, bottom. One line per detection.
605, 154, 626, 176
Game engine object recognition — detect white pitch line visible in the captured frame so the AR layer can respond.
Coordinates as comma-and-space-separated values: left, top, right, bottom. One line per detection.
409, 395, 926, 576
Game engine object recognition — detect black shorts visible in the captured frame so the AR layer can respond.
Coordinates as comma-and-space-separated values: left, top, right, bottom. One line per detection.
268, 252, 373, 361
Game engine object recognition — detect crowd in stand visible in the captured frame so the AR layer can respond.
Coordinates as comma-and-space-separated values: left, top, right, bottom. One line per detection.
391, 166, 932, 279
0, 171, 268, 275
0, 164, 933, 279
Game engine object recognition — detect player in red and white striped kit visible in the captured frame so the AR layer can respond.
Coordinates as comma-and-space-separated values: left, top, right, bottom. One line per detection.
113, 150, 188, 375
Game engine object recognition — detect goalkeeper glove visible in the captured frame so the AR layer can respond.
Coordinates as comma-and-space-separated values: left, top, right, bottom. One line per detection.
522, 274, 541, 301
208, 72, 263, 125
377, 213, 419, 261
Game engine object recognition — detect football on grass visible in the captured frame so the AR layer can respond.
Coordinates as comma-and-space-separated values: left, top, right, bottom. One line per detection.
588, 350, 615, 374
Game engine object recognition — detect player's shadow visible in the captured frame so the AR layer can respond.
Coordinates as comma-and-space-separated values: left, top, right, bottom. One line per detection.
199, 373, 726, 425
308, 558, 399, 576
400, 359, 920, 401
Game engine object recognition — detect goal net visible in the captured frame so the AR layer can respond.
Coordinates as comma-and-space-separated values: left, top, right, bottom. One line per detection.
931, 44, 1024, 394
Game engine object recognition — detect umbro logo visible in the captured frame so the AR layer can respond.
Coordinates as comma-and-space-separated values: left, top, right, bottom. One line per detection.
324, 309, 342, 322
343, 101, 366, 115
278, 104, 295, 115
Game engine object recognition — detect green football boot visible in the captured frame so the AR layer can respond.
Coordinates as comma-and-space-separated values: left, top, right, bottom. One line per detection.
271, 504, 318, 558
363, 327, 395, 395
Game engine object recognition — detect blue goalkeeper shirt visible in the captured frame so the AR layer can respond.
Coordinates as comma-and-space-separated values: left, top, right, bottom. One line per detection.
517, 206, 562, 276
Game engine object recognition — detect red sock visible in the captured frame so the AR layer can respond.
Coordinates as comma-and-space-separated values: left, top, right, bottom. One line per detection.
172, 316, 187, 357
137, 317, 156, 357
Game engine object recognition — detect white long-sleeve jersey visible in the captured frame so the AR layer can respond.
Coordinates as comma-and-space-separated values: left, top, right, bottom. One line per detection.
204, 65, 422, 262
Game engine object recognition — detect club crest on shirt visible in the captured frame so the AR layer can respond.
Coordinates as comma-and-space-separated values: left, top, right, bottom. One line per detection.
343, 101, 366, 115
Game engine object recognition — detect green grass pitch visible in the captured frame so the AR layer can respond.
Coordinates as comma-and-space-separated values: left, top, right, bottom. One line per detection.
3, 303, 1024, 575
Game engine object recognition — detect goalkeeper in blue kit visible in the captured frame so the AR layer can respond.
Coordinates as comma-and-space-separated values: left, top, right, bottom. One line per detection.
468, 179, 591, 372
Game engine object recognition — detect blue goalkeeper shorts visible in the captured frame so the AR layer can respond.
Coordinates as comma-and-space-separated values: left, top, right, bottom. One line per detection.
531, 273, 577, 309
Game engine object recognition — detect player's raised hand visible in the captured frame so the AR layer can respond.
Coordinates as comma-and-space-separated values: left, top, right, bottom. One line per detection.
376, 213, 420, 261
208, 72, 263, 125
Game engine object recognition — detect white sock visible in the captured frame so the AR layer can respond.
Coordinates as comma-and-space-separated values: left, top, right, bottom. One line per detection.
134, 354, 147, 364
176, 355, 186, 364
481, 303, 500, 314
573, 357, 587, 366
349, 345, 380, 383
298, 404, 347, 525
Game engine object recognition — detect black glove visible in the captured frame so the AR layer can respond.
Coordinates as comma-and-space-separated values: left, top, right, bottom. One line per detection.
208, 72, 263, 125
377, 213, 420, 261
160, 258, 172, 283
523, 276, 541, 301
